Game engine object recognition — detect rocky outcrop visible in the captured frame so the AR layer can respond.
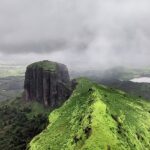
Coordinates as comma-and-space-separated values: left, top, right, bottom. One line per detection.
24, 60, 71, 107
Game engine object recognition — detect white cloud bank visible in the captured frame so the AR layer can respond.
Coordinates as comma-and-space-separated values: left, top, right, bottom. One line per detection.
0, 0, 150, 69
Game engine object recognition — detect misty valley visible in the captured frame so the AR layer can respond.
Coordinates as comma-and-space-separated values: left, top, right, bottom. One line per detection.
1, 65, 150, 102
0, 0, 150, 149
0, 62, 150, 150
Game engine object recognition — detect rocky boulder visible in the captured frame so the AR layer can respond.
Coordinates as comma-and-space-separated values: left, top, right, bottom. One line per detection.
24, 60, 71, 107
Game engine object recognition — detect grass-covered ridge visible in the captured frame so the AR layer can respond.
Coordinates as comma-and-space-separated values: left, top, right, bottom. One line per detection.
28, 60, 57, 71
29, 78, 150, 150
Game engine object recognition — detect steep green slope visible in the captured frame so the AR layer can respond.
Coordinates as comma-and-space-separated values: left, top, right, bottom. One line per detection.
29, 78, 150, 150
0, 98, 51, 150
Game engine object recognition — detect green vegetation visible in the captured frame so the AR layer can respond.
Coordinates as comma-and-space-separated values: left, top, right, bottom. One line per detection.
0, 78, 150, 150
0, 97, 51, 150
28, 60, 57, 72
100, 79, 150, 101
29, 78, 150, 150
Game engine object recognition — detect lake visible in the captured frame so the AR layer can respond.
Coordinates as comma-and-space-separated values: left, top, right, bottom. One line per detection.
130, 77, 150, 83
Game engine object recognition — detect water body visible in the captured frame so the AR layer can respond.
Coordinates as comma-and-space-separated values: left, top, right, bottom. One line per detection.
130, 77, 150, 83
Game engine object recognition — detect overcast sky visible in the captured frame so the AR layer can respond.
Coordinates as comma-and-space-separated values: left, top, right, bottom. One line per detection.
0, 0, 150, 69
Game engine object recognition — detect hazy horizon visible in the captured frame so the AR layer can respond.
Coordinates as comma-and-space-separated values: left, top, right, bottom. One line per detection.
0, 0, 150, 70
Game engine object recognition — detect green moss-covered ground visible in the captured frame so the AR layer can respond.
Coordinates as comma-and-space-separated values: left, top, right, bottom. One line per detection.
28, 60, 57, 72
29, 78, 150, 150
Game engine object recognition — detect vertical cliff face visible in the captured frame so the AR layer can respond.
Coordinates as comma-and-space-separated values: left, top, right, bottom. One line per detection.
24, 60, 71, 107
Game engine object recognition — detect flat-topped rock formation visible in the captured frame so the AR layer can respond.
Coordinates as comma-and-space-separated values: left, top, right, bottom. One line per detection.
24, 60, 71, 107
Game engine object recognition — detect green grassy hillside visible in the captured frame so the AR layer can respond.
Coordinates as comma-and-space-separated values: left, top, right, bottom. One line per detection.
29, 78, 150, 150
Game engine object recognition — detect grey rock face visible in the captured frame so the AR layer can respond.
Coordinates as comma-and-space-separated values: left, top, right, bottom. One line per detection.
24, 60, 71, 107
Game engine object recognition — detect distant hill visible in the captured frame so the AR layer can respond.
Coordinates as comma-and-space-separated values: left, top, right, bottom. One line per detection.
100, 79, 150, 101
70, 67, 150, 101
0, 64, 25, 101
0, 76, 24, 101
29, 78, 150, 150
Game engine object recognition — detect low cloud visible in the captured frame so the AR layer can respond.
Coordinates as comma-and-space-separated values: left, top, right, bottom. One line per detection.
0, 0, 150, 69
